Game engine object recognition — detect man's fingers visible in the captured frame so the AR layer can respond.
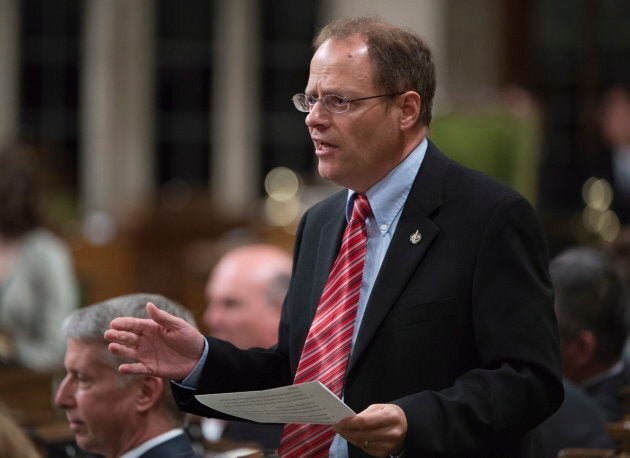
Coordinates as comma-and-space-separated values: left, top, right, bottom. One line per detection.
108, 342, 136, 358
104, 329, 138, 346
146, 302, 183, 329
338, 405, 387, 431
146, 302, 162, 320
335, 404, 407, 456
108, 316, 148, 333
118, 362, 151, 376
109, 344, 155, 376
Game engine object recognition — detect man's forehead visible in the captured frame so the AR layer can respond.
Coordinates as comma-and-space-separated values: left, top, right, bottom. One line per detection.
308, 40, 374, 91
313, 37, 369, 65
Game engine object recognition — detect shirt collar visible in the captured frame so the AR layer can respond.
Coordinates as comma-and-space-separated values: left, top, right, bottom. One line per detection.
580, 359, 625, 390
119, 429, 184, 458
346, 138, 428, 234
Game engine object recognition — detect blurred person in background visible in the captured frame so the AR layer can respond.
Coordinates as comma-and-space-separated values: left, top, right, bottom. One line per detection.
599, 85, 630, 224
537, 247, 625, 457
538, 380, 614, 458
0, 402, 42, 458
552, 247, 630, 422
55, 293, 199, 458
0, 143, 78, 371
201, 244, 291, 450
203, 244, 291, 350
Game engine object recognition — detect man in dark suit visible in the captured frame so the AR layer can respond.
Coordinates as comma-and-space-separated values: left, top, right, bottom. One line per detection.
538, 380, 614, 458
106, 16, 563, 457
55, 294, 198, 458
551, 247, 630, 422
537, 247, 629, 456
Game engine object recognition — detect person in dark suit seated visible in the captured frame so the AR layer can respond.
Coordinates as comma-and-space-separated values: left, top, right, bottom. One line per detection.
55, 294, 199, 458
105, 16, 563, 457
538, 246, 629, 456
200, 244, 291, 450
538, 373, 615, 457
551, 246, 630, 423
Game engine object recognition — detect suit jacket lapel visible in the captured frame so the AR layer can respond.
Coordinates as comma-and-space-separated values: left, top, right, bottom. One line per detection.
310, 194, 347, 317
348, 141, 449, 373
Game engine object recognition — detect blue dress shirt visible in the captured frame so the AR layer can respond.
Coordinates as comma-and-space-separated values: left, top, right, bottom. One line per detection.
330, 138, 427, 457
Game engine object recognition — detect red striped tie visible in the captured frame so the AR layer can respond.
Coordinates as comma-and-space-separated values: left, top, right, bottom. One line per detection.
279, 194, 371, 457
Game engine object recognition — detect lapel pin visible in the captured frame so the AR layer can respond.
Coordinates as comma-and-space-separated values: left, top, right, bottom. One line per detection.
409, 229, 422, 245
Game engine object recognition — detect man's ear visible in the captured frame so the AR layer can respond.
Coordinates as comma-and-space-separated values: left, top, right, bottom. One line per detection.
398, 91, 421, 130
136, 376, 164, 413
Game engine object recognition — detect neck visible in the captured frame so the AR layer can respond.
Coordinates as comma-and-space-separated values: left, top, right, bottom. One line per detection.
107, 415, 177, 458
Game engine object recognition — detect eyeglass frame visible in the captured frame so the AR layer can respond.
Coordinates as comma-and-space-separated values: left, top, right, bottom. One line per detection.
291, 91, 406, 114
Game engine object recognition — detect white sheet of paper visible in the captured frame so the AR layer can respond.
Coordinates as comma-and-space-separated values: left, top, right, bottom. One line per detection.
195, 381, 356, 425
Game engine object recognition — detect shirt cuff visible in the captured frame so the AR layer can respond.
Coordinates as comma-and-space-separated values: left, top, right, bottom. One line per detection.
179, 337, 209, 388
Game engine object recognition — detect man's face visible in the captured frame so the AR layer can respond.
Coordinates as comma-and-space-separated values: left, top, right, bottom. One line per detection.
601, 88, 630, 147
304, 36, 407, 192
55, 339, 139, 457
203, 256, 281, 349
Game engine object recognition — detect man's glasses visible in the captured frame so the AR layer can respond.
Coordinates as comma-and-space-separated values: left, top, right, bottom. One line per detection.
292, 92, 404, 114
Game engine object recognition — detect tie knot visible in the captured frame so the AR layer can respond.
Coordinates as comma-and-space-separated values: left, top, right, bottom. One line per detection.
351, 194, 372, 223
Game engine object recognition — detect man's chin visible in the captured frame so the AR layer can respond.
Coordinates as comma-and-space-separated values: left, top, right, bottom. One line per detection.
317, 164, 341, 186
74, 435, 99, 455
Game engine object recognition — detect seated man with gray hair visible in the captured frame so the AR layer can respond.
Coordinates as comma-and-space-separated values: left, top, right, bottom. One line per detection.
54, 293, 199, 458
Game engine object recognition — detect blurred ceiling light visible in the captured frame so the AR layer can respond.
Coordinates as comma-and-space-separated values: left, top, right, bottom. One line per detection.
582, 177, 613, 211
582, 203, 620, 242
598, 210, 620, 242
264, 196, 300, 227
264, 167, 300, 202
582, 206, 602, 233
581, 177, 620, 241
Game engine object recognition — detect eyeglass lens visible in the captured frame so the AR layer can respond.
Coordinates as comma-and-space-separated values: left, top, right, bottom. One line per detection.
292, 94, 350, 113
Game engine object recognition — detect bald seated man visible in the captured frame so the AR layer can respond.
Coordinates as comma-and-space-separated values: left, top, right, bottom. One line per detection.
201, 244, 292, 449
203, 244, 292, 350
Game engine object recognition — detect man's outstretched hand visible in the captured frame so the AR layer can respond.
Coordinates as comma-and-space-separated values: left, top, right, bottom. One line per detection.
104, 302, 205, 380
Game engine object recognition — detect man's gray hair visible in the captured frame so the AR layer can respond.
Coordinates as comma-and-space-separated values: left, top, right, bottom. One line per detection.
62, 293, 196, 425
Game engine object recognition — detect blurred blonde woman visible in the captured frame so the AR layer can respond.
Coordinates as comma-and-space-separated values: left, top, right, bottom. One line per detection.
0, 404, 42, 458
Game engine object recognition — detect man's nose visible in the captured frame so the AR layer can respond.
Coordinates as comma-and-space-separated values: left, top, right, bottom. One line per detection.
305, 100, 330, 129
54, 375, 74, 408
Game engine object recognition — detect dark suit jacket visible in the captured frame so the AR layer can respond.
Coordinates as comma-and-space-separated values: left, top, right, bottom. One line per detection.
139, 432, 198, 458
173, 141, 563, 457
221, 421, 283, 449
538, 379, 615, 458
584, 361, 630, 422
